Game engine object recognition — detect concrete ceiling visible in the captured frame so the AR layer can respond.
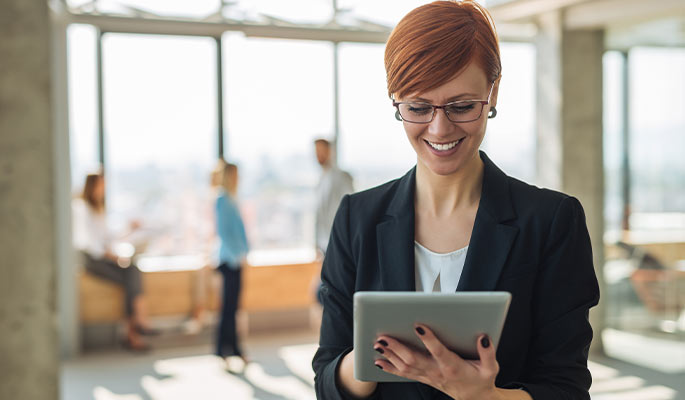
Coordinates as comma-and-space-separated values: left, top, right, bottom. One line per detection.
488, 0, 685, 50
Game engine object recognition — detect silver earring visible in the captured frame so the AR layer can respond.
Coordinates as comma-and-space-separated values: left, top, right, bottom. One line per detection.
395, 110, 402, 121
488, 107, 497, 119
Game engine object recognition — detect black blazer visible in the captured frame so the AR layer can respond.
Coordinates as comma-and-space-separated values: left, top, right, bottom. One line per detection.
312, 152, 600, 400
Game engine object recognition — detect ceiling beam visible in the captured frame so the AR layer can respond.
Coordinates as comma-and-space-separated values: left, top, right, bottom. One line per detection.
65, 12, 391, 43
488, 0, 591, 23
564, 0, 685, 30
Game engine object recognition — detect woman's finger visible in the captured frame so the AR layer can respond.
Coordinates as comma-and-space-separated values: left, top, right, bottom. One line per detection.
375, 335, 424, 369
374, 343, 412, 378
374, 358, 400, 377
413, 324, 464, 371
475, 334, 499, 376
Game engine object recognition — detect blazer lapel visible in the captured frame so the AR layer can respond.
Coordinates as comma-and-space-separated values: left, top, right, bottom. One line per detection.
457, 152, 519, 291
376, 168, 416, 291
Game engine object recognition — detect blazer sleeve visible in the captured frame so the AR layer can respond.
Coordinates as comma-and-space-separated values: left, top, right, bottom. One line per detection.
312, 195, 378, 400
511, 196, 600, 399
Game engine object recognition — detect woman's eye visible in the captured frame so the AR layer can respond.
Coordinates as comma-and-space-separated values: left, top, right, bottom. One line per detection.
446, 102, 476, 114
407, 104, 432, 115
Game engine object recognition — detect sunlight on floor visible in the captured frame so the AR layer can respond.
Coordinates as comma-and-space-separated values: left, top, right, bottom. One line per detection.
603, 329, 685, 374
589, 360, 678, 400
72, 339, 680, 400
94, 386, 143, 400
111, 345, 319, 400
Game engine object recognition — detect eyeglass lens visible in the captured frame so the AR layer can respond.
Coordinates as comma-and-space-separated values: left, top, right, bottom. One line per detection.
398, 101, 484, 123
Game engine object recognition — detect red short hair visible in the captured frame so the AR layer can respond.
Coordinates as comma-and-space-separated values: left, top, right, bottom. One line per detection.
384, 0, 501, 99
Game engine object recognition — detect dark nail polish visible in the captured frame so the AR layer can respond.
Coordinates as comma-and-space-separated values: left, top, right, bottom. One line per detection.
415, 326, 425, 335
377, 339, 388, 347
481, 336, 490, 348
376, 364, 383, 370
374, 347, 384, 354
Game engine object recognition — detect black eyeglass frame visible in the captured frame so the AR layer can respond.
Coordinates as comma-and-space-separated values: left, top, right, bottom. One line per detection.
392, 81, 496, 124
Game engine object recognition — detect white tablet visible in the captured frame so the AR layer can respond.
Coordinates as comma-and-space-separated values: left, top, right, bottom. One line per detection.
353, 291, 511, 382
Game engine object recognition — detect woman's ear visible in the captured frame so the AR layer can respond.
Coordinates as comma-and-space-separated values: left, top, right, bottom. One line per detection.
490, 76, 501, 109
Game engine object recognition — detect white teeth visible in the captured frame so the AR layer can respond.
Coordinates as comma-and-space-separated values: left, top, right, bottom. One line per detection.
428, 139, 461, 151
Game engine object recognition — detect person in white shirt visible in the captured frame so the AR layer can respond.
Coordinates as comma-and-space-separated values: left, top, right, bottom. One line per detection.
73, 172, 156, 351
312, 139, 354, 303
314, 138, 354, 255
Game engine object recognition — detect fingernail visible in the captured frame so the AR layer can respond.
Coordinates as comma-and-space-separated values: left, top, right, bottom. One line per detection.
374, 347, 384, 354
375, 364, 383, 370
415, 326, 425, 335
481, 336, 490, 348
377, 339, 388, 347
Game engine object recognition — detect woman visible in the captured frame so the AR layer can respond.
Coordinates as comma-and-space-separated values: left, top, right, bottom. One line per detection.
312, 2, 599, 399
215, 163, 249, 367
73, 172, 155, 351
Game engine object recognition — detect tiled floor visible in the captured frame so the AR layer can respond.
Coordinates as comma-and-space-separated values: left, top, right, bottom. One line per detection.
61, 330, 684, 400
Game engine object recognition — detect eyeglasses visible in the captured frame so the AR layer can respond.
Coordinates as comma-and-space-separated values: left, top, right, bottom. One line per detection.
393, 81, 495, 124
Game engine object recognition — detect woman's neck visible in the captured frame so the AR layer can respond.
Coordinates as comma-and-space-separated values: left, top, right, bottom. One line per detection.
415, 154, 484, 218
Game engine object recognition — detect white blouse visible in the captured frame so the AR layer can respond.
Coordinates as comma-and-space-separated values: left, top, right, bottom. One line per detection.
414, 241, 468, 293
72, 198, 110, 259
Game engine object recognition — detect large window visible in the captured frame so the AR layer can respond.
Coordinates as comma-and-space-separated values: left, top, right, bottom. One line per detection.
68, 14, 537, 266
481, 43, 536, 183
629, 47, 685, 223
67, 24, 99, 190
602, 47, 685, 343
102, 33, 218, 259
337, 43, 415, 191
223, 34, 334, 264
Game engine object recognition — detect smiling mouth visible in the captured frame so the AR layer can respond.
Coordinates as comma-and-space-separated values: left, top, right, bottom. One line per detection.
425, 138, 464, 151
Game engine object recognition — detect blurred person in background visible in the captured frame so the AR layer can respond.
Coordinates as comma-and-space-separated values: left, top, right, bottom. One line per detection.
314, 138, 354, 256
73, 172, 157, 352
312, 1, 599, 399
215, 162, 250, 370
185, 158, 228, 335
311, 138, 354, 303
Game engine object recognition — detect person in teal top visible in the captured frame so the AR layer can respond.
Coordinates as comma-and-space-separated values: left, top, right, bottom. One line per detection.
215, 162, 249, 367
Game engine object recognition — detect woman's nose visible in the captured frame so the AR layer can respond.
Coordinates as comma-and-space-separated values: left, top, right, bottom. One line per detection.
427, 107, 454, 136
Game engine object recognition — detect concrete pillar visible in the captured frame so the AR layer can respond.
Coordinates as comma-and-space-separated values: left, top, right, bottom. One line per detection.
561, 29, 605, 354
0, 0, 60, 399
51, 5, 79, 360
536, 14, 606, 354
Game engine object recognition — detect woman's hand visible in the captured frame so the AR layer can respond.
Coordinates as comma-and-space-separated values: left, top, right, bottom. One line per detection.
374, 325, 500, 400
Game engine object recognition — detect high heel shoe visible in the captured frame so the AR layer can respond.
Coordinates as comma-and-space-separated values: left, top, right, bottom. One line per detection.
121, 338, 151, 353
134, 324, 162, 336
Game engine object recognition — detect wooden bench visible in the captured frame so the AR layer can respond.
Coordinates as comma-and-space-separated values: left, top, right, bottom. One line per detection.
79, 261, 321, 327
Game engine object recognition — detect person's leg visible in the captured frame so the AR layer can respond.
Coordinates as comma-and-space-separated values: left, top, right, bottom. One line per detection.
225, 267, 243, 358
84, 255, 147, 350
216, 263, 230, 357
123, 264, 156, 332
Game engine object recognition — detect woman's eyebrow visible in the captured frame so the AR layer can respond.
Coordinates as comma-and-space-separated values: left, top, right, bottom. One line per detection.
406, 92, 479, 103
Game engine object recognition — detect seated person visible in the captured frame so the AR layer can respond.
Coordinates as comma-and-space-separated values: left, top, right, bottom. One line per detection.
73, 172, 158, 351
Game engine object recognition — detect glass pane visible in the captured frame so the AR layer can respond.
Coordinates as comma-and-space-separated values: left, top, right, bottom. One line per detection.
603, 47, 685, 352
630, 47, 685, 220
102, 33, 218, 259
223, 34, 334, 264
337, 43, 415, 191
481, 42, 536, 183
603, 51, 625, 235
68, 24, 100, 192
